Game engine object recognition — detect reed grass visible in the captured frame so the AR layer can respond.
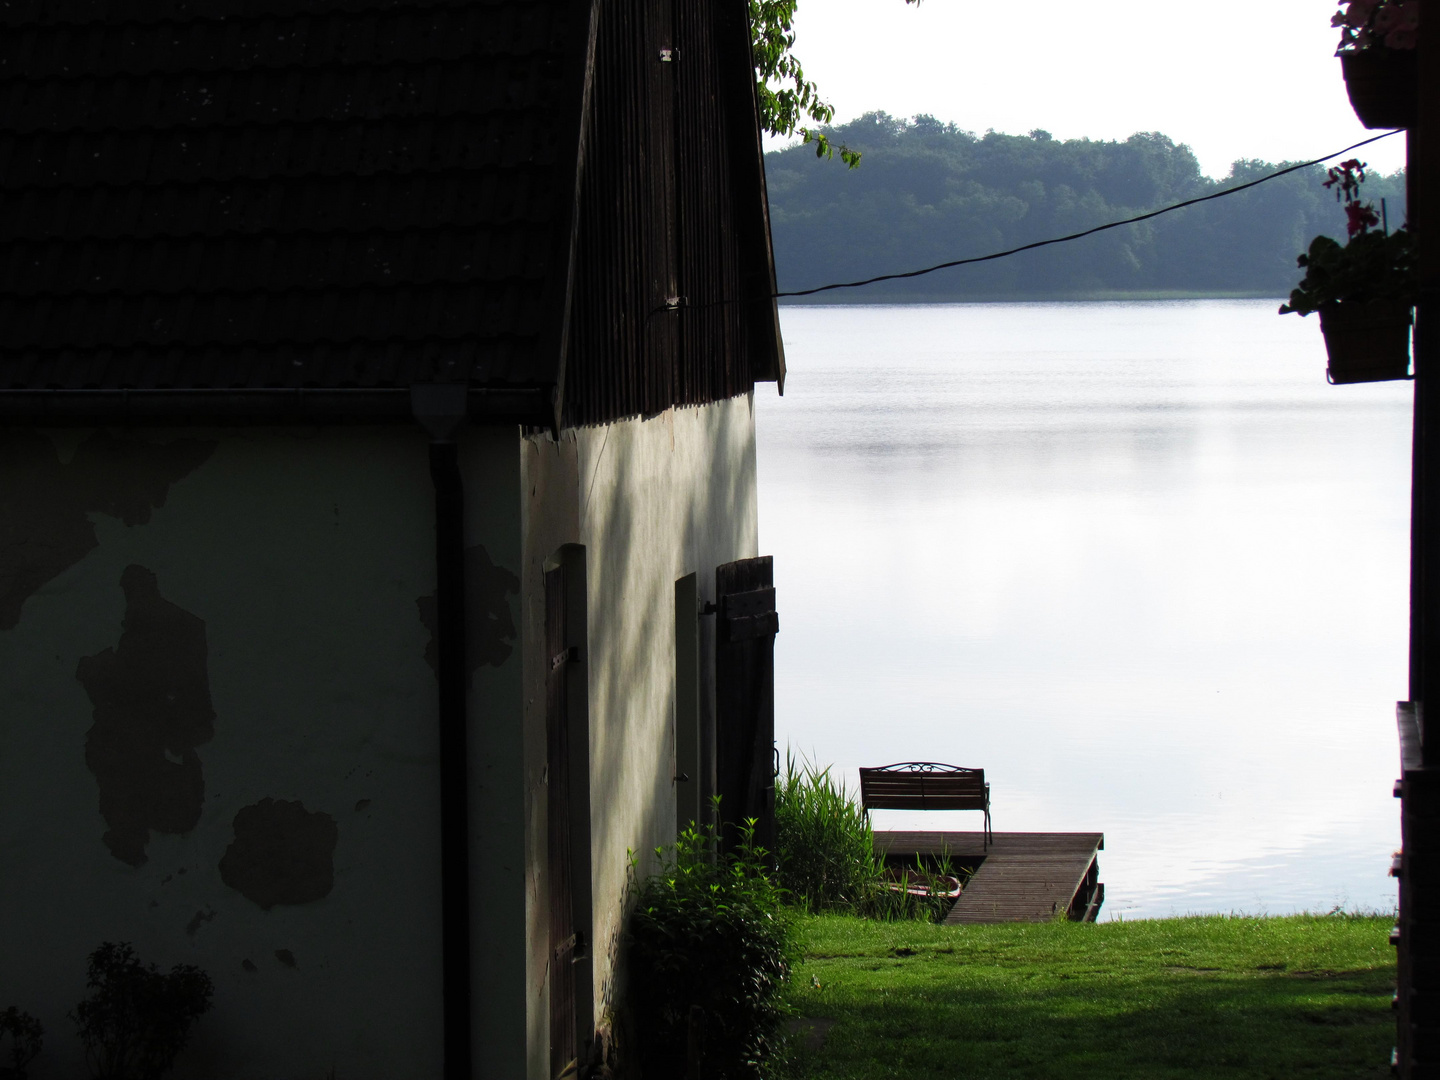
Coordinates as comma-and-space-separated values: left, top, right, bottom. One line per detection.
774, 752, 960, 923
774, 752, 878, 912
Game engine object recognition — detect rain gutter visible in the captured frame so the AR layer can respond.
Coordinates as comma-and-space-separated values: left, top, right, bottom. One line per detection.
412, 383, 474, 1080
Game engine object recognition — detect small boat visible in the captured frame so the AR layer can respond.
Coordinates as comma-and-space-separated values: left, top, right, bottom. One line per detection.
882, 871, 963, 899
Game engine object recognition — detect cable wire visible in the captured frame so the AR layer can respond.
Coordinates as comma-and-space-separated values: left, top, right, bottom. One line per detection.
774, 128, 1404, 299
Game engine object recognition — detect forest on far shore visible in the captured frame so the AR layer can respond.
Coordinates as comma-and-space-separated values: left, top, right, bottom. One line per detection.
765, 113, 1408, 303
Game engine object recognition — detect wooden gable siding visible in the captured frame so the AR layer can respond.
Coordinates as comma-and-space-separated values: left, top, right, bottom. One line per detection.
561, 0, 781, 428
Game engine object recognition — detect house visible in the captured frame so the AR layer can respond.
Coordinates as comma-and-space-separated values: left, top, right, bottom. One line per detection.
0, 2, 783, 1079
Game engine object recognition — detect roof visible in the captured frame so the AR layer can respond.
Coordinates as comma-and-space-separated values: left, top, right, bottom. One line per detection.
0, 0, 783, 427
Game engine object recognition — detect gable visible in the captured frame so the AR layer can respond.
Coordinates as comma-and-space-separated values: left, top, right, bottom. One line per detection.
560, 0, 785, 428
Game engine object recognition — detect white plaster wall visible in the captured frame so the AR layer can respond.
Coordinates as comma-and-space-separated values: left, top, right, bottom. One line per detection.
519, 393, 759, 1077
0, 426, 525, 1080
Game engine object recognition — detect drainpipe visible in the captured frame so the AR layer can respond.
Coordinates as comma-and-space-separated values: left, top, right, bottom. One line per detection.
412, 384, 472, 1080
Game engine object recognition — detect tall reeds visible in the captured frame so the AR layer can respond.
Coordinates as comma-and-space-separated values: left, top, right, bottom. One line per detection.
773, 752, 960, 922
773, 752, 879, 912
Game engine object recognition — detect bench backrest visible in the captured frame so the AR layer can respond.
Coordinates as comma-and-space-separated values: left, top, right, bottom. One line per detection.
859, 764, 987, 811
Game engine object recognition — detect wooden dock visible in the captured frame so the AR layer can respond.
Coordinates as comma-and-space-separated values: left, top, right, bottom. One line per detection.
873, 830, 1105, 924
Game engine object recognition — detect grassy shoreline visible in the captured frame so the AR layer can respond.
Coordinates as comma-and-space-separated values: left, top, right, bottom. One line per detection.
784, 912, 1394, 1079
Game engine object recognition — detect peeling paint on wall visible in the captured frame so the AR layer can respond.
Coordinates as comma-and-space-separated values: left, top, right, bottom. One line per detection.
416, 543, 519, 679
219, 799, 338, 909
185, 907, 216, 938
0, 430, 216, 630
76, 565, 216, 866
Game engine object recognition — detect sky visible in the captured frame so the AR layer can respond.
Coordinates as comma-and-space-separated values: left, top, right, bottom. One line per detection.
770, 0, 1407, 179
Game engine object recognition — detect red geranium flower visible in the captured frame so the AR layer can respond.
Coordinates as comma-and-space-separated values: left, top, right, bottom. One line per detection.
1345, 201, 1380, 238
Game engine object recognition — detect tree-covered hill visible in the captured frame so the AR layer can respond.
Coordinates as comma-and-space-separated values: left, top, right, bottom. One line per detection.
765, 113, 1407, 302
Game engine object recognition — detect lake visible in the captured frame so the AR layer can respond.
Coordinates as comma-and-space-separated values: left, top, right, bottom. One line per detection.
756, 299, 1413, 920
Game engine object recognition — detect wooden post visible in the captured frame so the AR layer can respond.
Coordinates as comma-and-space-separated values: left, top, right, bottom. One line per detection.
1400, 3, 1439, 1076
1412, 1, 1439, 738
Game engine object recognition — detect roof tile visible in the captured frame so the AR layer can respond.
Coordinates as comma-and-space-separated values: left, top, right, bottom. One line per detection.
0, 0, 578, 393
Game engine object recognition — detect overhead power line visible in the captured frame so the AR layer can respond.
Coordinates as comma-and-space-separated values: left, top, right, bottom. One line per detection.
774, 128, 1405, 299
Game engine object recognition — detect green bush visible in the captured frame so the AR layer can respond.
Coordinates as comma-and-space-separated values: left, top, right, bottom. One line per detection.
626, 818, 796, 1079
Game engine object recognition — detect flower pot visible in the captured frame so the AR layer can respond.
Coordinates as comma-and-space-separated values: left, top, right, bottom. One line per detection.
1341, 48, 1417, 129
1317, 299, 1413, 384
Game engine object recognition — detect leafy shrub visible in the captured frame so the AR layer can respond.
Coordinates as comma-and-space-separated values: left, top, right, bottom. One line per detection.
70, 943, 213, 1080
0, 1006, 43, 1080
626, 818, 795, 1079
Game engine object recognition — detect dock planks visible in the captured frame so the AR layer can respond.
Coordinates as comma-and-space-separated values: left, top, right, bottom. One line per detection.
873, 830, 1104, 924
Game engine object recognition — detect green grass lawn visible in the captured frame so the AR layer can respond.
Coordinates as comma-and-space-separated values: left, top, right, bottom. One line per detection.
784, 913, 1395, 1080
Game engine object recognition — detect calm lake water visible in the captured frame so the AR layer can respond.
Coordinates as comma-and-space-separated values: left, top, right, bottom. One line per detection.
756, 300, 1413, 920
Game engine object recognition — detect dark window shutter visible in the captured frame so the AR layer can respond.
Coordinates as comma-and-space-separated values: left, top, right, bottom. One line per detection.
714, 556, 778, 852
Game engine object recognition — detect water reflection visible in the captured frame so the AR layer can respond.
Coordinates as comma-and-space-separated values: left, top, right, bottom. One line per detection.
758, 299, 1411, 919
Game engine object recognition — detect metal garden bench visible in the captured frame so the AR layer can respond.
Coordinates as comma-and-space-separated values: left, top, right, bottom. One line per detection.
858, 762, 993, 849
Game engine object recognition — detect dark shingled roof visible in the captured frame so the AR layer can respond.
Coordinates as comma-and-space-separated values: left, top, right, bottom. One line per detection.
0, 0, 592, 410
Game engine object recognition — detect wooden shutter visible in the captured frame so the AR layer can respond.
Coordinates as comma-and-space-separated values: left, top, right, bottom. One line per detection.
714, 556, 778, 852
674, 574, 701, 832
545, 568, 577, 1080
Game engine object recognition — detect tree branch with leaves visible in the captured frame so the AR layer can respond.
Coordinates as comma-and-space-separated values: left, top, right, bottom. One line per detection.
750, 0, 918, 168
